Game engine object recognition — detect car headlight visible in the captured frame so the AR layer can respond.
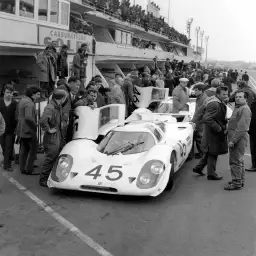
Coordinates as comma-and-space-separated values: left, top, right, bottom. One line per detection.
50, 154, 73, 183
137, 160, 165, 189
139, 173, 151, 185
150, 162, 164, 175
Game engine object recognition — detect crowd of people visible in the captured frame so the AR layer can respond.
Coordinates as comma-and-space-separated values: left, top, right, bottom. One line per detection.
178, 68, 256, 190
70, 14, 94, 36
0, 49, 255, 191
82, 0, 189, 45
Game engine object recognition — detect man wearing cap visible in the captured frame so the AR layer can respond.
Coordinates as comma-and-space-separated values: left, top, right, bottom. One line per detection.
39, 89, 67, 187
191, 83, 207, 159
172, 77, 189, 113
110, 73, 125, 105
204, 78, 221, 97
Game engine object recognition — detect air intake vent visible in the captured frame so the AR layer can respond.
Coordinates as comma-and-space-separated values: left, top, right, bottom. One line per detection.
80, 185, 118, 193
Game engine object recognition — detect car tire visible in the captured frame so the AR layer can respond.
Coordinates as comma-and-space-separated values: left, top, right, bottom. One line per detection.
166, 152, 176, 190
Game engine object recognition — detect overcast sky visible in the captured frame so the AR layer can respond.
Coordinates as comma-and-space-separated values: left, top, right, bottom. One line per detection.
135, 0, 256, 62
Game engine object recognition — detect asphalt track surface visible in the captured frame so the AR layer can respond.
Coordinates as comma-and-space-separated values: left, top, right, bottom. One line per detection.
1, 80, 256, 256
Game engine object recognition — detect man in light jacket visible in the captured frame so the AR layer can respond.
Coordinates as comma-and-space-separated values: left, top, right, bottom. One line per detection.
225, 91, 251, 190
172, 77, 189, 113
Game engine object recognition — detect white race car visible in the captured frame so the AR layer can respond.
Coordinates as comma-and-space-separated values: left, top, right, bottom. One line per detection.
47, 104, 194, 197
126, 97, 196, 124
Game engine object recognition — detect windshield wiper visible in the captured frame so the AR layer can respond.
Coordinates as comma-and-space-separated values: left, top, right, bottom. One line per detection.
107, 142, 144, 155
106, 142, 132, 156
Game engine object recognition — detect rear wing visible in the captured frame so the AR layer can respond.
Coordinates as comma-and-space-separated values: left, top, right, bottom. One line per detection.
132, 85, 169, 108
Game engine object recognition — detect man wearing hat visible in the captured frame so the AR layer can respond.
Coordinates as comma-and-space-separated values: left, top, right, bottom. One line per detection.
39, 89, 67, 187
191, 83, 207, 158
172, 77, 190, 113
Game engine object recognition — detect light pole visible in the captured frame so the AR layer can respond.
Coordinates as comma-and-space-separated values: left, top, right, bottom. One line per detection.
205, 36, 209, 68
186, 18, 193, 41
195, 26, 200, 61
200, 30, 204, 61
168, 0, 171, 25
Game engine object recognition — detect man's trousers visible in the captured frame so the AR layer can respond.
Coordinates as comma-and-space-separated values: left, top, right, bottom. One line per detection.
19, 136, 38, 173
229, 134, 248, 187
194, 151, 218, 176
0, 133, 15, 169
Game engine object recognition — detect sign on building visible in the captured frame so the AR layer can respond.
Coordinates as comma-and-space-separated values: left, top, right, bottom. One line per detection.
38, 26, 93, 53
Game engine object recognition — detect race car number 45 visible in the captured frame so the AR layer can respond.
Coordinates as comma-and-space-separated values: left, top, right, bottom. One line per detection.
85, 165, 123, 181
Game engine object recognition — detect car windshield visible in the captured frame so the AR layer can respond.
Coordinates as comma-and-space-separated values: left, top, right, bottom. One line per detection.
148, 101, 174, 114
97, 131, 156, 155
148, 100, 192, 114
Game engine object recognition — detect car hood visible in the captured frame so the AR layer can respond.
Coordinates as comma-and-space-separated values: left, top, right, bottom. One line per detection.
60, 139, 171, 168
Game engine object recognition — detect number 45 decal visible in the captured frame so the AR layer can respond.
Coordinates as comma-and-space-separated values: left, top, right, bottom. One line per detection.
85, 165, 123, 181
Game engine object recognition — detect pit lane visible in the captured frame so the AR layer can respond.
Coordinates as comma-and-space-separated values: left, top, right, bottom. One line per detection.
2, 150, 256, 256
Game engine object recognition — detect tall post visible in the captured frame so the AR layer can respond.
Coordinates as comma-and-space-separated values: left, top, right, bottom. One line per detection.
205, 36, 209, 68
195, 26, 200, 61
168, 0, 171, 25
200, 30, 204, 61
186, 18, 193, 41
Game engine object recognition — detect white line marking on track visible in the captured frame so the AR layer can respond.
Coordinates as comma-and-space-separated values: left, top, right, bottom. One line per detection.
2, 173, 114, 256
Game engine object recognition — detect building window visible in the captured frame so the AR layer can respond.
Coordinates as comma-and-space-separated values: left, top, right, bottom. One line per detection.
20, 0, 35, 18
121, 31, 126, 44
38, 0, 48, 21
50, 0, 59, 23
60, 2, 69, 25
0, 1, 15, 14
116, 30, 121, 44
127, 33, 131, 45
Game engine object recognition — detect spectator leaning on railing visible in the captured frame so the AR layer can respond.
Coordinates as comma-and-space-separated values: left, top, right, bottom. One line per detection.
86, 0, 189, 45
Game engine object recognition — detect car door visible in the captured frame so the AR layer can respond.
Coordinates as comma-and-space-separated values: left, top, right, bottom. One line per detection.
72, 104, 126, 140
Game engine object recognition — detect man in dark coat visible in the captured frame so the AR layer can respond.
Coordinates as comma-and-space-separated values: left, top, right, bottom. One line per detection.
57, 44, 68, 79
193, 86, 229, 180
58, 76, 80, 144
39, 89, 67, 187
36, 46, 56, 98
242, 71, 249, 83
246, 98, 256, 172
17, 86, 41, 175
0, 84, 17, 171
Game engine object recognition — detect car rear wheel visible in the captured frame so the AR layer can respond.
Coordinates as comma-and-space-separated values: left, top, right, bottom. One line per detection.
166, 152, 176, 190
